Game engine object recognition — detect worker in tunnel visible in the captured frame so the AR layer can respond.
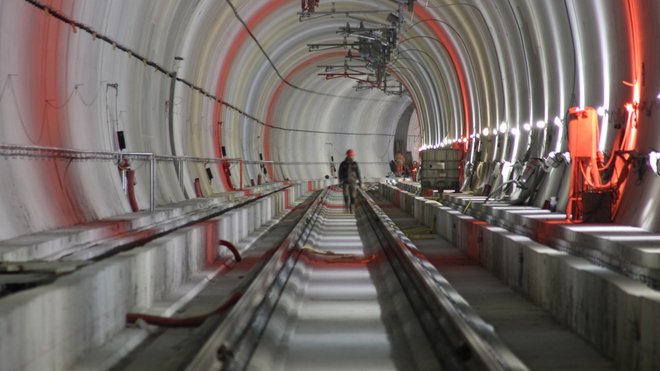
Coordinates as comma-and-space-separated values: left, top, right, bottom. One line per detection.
338, 149, 362, 213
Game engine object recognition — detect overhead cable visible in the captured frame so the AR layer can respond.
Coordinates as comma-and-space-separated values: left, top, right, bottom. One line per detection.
22, 0, 393, 137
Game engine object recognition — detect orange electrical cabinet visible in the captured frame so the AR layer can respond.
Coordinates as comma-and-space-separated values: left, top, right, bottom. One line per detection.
568, 107, 599, 159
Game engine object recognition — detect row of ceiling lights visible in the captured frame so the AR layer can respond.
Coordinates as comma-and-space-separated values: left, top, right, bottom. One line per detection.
423, 92, 660, 150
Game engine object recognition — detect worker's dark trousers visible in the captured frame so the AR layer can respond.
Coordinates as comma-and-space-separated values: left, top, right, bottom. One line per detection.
343, 182, 357, 212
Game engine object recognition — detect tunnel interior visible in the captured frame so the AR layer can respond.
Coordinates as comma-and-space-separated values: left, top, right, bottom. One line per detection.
1, 1, 660, 370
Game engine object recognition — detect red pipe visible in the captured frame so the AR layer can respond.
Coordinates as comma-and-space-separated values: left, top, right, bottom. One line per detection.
126, 291, 242, 327
219, 239, 241, 262
126, 169, 140, 212
194, 177, 204, 198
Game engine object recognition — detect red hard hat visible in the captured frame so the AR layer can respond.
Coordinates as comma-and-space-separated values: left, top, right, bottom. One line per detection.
346, 149, 355, 157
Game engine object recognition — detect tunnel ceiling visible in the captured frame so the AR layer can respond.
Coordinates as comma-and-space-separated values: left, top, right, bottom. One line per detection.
134, 0, 651, 161
5, 0, 655, 166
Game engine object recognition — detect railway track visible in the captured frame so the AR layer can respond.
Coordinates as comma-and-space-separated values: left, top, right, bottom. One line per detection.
183, 186, 527, 371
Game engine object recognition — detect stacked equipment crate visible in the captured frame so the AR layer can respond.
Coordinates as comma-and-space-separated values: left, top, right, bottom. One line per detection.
419, 148, 460, 195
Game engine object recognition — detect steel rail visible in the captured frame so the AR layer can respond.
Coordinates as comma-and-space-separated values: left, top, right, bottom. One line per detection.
186, 188, 330, 371
361, 190, 528, 371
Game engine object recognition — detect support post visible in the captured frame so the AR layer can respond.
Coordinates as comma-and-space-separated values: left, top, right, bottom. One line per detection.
150, 154, 156, 212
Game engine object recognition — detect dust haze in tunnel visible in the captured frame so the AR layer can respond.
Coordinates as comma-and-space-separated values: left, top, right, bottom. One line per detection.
0, 0, 659, 240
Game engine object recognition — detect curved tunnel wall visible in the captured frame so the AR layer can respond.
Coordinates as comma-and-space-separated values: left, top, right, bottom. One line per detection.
0, 0, 658, 240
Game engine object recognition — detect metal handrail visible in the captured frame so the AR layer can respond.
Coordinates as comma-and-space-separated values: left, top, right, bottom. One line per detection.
0, 143, 269, 212
0, 143, 388, 165
0, 143, 249, 163
0, 143, 387, 211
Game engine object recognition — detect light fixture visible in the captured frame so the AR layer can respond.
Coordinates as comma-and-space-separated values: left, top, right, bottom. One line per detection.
510, 127, 520, 136
535, 121, 545, 129
523, 123, 531, 131
597, 106, 606, 116
625, 103, 634, 113
649, 151, 660, 175
482, 128, 490, 136
657, 92, 660, 100
554, 116, 562, 126
499, 122, 508, 133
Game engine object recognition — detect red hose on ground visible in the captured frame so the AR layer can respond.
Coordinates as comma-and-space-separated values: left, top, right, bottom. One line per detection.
126, 291, 242, 327
219, 239, 241, 262
126, 169, 140, 212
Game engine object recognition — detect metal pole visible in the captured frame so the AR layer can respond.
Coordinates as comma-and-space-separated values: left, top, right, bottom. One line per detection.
178, 158, 184, 189
169, 57, 184, 196
150, 154, 156, 212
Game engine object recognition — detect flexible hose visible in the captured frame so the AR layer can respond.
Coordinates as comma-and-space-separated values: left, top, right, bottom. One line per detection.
126, 291, 242, 327
126, 169, 139, 212
219, 239, 241, 262
194, 178, 204, 198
